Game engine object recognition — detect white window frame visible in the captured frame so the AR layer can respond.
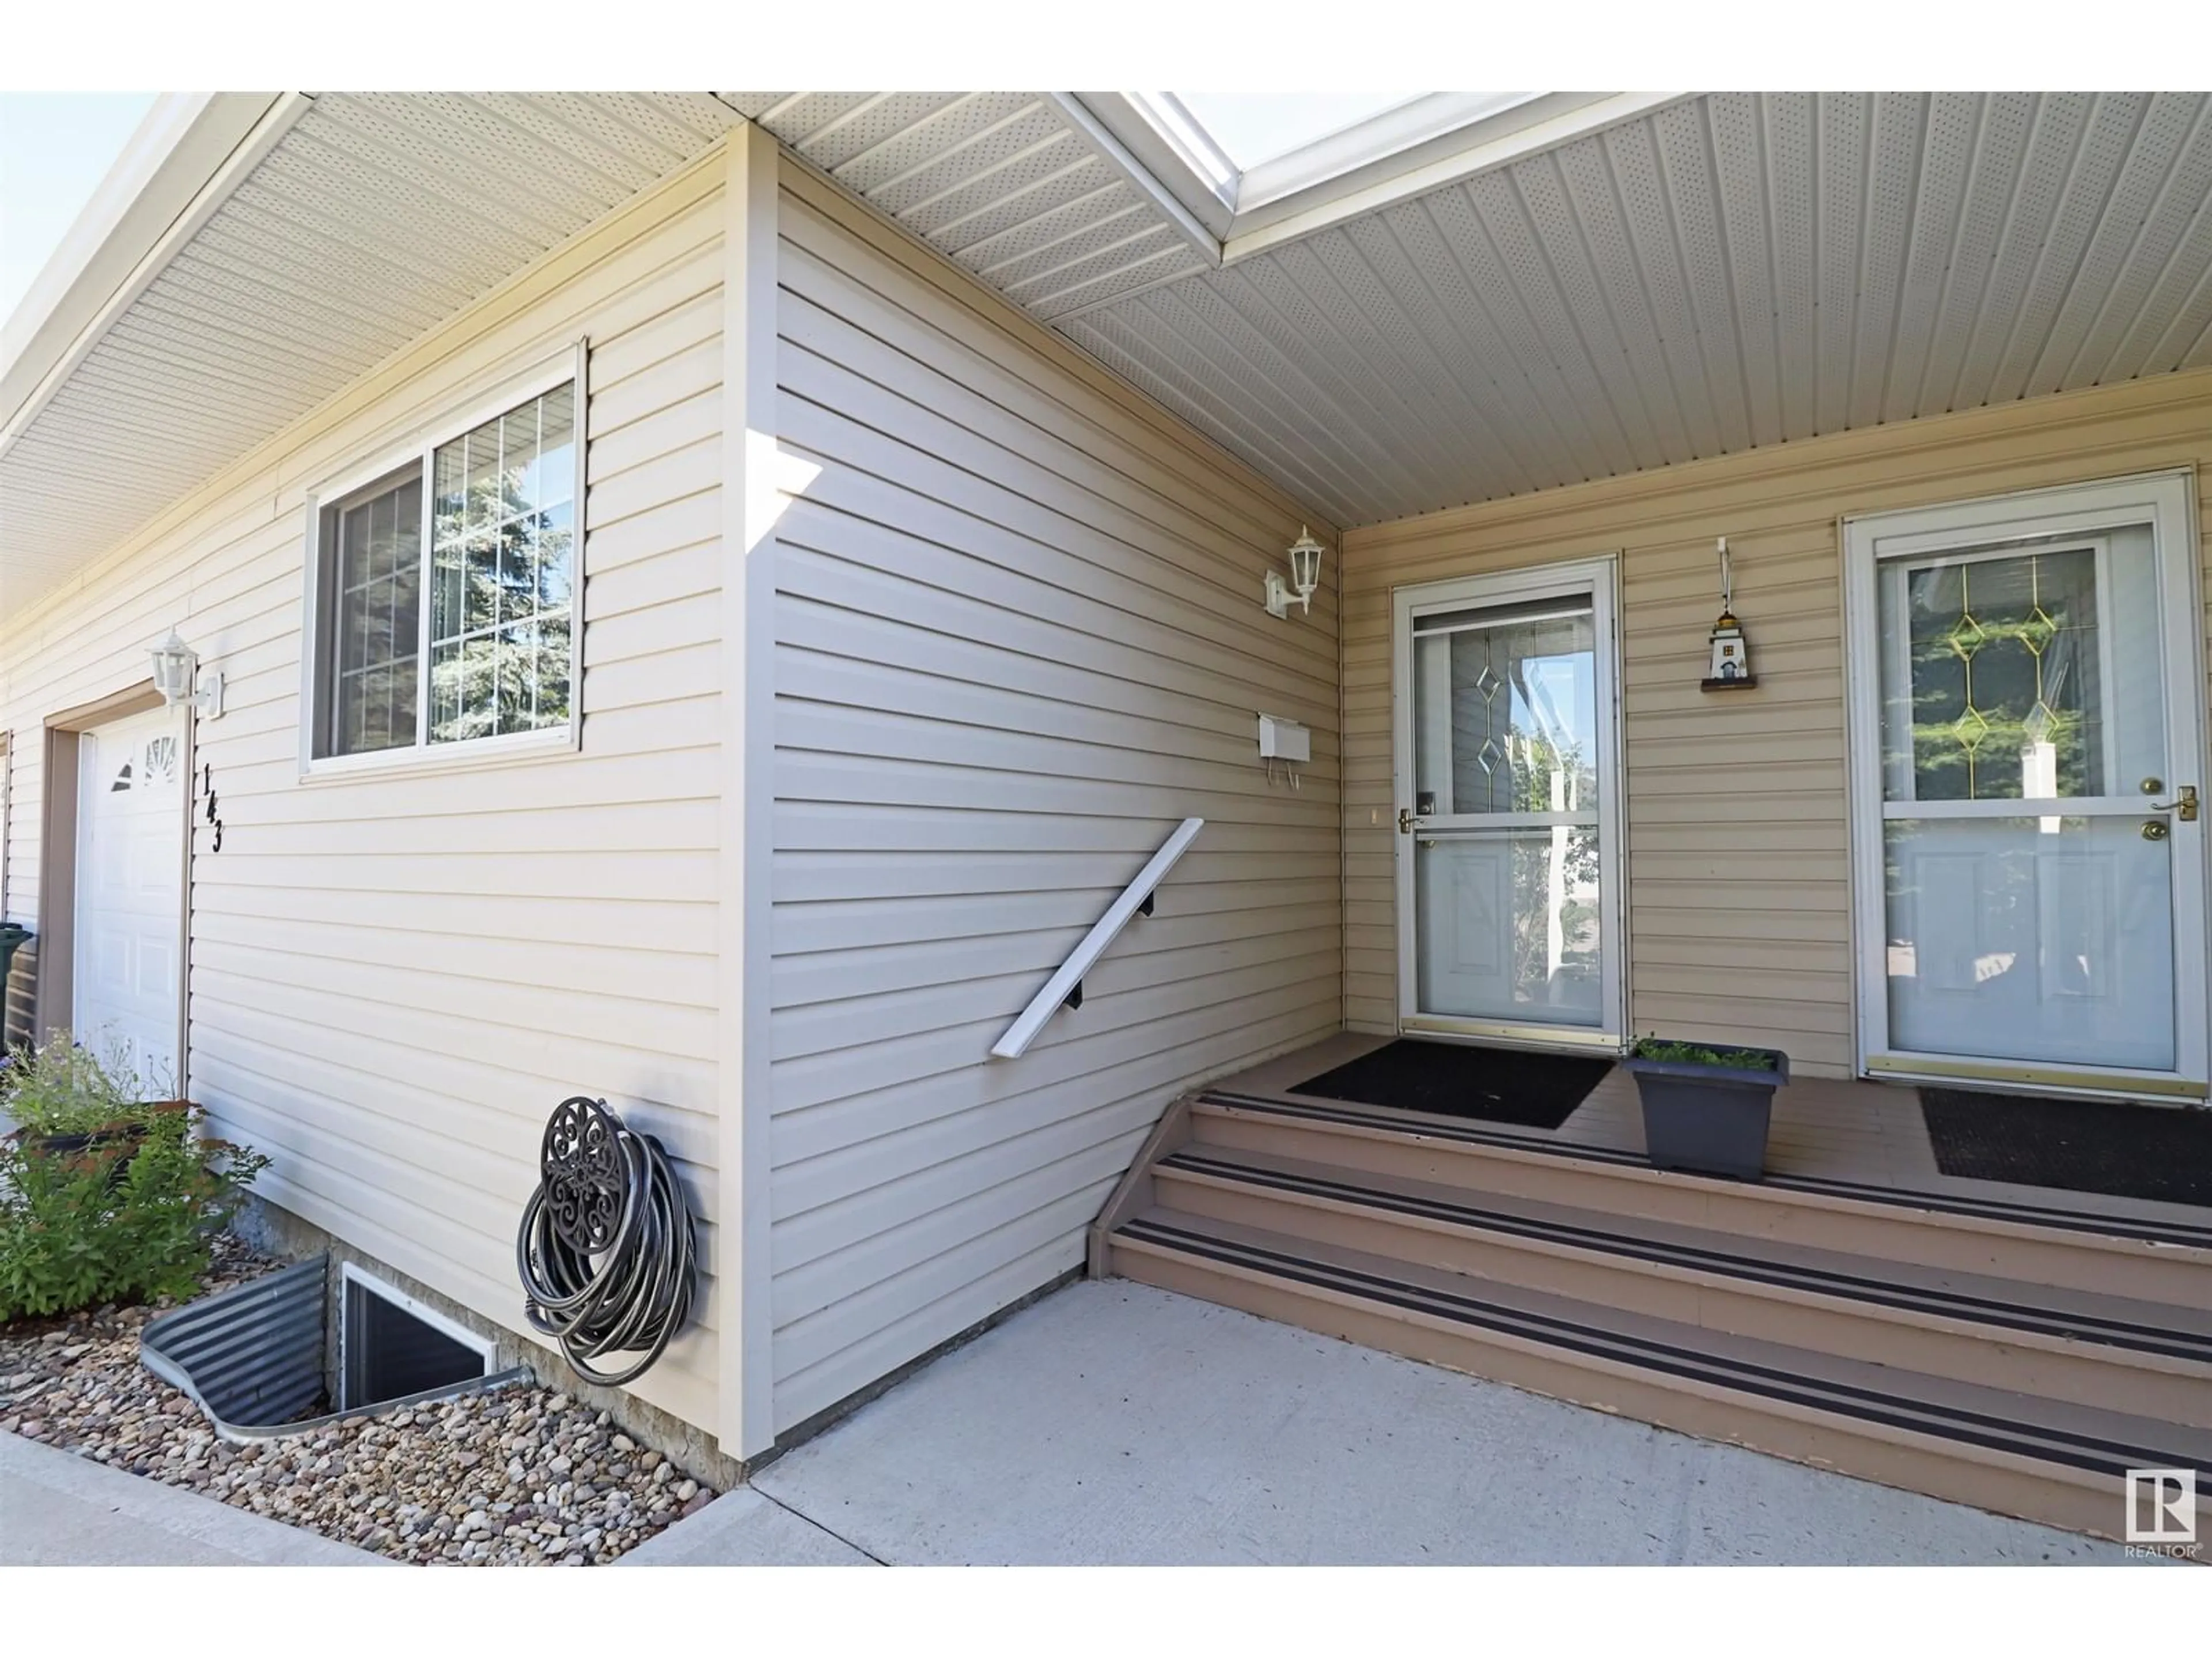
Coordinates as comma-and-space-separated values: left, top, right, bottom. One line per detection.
297, 343, 588, 782
337, 1261, 498, 1412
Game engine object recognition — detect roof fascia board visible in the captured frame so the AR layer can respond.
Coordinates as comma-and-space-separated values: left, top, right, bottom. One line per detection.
1, 91, 307, 445
0, 94, 224, 382
1061, 92, 1235, 243
1053, 91, 1697, 318
1139, 93, 1241, 206
2, 96, 213, 378
1221, 90, 1694, 262
1231, 91, 1543, 209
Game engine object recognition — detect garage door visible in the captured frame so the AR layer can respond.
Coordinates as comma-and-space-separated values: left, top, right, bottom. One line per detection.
73, 705, 187, 1099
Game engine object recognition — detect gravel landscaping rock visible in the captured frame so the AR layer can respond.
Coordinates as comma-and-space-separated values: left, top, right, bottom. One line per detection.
0, 1236, 718, 1566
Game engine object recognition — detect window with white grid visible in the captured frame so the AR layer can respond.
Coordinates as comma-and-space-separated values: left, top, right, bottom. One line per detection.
329, 473, 423, 756
310, 372, 580, 765
428, 385, 575, 745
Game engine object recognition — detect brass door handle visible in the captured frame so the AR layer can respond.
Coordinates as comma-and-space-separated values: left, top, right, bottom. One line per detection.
2149, 785, 2198, 821
1397, 807, 1423, 834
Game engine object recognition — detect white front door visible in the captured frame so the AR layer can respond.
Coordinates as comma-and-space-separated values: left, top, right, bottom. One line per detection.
1847, 471, 2209, 1099
1392, 558, 1626, 1050
73, 705, 188, 1097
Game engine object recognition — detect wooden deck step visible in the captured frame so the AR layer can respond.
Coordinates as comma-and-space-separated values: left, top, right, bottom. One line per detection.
1110, 1204, 2212, 1543
1189, 1090, 2212, 1307
1152, 1143, 2212, 1427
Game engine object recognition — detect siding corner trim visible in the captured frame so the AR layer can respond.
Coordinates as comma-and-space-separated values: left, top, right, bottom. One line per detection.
719, 122, 780, 1461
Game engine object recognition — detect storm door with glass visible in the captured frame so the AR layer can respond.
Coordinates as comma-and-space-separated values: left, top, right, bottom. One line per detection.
1392, 559, 1624, 1048
1847, 474, 2208, 1097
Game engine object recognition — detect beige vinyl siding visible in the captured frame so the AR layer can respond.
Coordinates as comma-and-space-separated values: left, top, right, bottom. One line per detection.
0, 154, 732, 1437
1342, 367, 2212, 1077
1, 732, 14, 927
766, 159, 1343, 1432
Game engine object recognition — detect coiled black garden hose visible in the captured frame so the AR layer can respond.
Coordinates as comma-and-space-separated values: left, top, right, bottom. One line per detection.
516, 1096, 697, 1388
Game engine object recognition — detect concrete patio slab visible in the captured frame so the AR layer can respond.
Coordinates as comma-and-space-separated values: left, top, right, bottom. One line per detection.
742, 1281, 2149, 1566
615, 1488, 876, 1566
1, 1431, 391, 1566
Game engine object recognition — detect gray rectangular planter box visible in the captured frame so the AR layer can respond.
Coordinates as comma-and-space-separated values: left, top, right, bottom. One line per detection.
1622, 1046, 1790, 1180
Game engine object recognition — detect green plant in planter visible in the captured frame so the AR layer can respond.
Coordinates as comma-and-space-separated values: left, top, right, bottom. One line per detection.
1, 1033, 270, 1324
1629, 1036, 1779, 1072
0, 1029, 161, 1140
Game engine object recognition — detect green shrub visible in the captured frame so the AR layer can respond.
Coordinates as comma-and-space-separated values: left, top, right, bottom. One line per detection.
1, 1031, 158, 1138
1, 1033, 269, 1324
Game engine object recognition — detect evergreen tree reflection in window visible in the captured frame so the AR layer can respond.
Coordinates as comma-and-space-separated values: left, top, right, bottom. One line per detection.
1904, 549, 2099, 802
427, 385, 575, 745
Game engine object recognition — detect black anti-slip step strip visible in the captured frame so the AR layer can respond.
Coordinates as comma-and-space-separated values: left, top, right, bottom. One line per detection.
1199, 1090, 2212, 1251
1159, 1149, 2212, 1364
1116, 1215, 2200, 1480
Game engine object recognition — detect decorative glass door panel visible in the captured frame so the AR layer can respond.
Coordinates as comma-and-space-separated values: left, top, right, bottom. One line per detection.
1394, 562, 1623, 1044
1853, 475, 2210, 1094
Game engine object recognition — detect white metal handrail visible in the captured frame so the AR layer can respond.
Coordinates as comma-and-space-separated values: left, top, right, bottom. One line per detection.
990, 817, 1205, 1060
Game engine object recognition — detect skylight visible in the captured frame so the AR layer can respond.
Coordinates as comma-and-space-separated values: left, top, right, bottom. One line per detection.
1172, 92, 1419, 169
1081, 91, 1648, 257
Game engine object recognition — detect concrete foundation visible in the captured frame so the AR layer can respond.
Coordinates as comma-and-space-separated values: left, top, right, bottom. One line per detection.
233, 1195, 743, 1491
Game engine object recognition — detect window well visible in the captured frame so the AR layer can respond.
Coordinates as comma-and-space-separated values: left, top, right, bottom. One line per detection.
141, 1255, 526, 1440
340, 1263, 499, 1412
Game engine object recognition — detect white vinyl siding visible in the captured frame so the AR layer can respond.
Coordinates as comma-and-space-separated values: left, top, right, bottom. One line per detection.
0, 154, 732, 1437
765, 160, 1343, 1433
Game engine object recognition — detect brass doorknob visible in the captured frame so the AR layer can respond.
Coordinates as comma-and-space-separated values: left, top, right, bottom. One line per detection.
2149, 784, 2199, 821
2143, 821, 2169, 842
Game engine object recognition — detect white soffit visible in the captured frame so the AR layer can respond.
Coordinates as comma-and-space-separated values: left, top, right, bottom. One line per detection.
1077, 90, 1683, 253
1, 91, 744, 618
721, 91, 1217, 319
11, 90, 2211, 615
736, 90, 2212, 529
1062, 91, 2212, 527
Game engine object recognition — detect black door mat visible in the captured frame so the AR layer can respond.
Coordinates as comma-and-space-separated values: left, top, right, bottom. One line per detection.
1921, 1088, 2212, 1210
1289, 1040, 1613, 1131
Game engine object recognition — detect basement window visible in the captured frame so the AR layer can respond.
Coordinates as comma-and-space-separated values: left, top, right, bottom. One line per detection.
303, 352, 584, 774
339, 1263, 499, 1413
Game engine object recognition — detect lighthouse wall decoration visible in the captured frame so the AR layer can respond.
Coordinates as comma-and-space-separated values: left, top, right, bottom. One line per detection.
1700, 536, 1758, 692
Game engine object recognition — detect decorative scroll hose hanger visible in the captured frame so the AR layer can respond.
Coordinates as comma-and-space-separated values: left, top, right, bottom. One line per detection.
516, 1097, 697, 1388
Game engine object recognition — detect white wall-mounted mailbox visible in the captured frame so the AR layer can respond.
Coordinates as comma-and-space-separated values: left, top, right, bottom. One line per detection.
1256, 714, 1310, 763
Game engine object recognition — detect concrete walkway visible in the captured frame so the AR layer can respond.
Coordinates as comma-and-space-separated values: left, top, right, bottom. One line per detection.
6, 1281, 2162, 1566
664, 1281, 2149, 1567
1, 1431, 389, 1566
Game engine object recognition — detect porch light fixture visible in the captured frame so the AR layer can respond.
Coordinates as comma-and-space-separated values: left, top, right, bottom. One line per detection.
1700, 539, 1756, 692
1266, 525, 1326, 619
150, 629, 224, 718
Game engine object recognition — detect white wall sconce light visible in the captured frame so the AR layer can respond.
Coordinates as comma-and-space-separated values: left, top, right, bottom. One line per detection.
1264, 526, 1327, 619
150, 629, 224, 718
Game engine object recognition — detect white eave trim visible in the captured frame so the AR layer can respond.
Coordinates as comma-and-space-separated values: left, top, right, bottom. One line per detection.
1040, 93, 1225, 257
1222, 91, 1695, 260
1070, 90, 1236, 241
1060, 89, 1695, 312
1, 91, 308, 445
1230, 92, 1544, 209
